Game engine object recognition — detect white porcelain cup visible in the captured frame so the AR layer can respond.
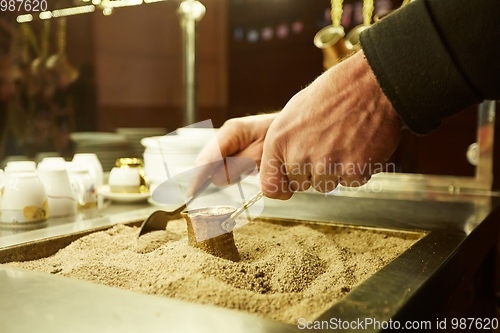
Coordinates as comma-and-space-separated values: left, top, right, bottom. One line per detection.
72, 154, 103, 208
67, 164, 98, 208
1, 172, 48, 223
38, 157, 66, 167
2, 162, 37, 213
109, 167, 141, 193
5, 161, 36, 176
72, 154, 103, 187
37, 163, 77, 218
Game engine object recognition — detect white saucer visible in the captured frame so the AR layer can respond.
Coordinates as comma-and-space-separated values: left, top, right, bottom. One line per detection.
99, 185, 151, 203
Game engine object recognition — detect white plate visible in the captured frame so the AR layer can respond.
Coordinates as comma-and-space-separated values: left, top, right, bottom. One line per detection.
147, 197, 185, 209
70, 132, 127, 144
99, 185, 151, 203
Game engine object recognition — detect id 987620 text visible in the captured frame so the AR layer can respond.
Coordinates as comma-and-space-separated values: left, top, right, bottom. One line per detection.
1, 0, 48, 12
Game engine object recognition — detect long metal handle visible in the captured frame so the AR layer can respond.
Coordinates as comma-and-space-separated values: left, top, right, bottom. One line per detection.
138, 177, 212, 237
221, 191, 264, 232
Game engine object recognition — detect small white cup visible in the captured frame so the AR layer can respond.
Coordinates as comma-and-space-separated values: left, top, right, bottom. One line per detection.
38, 157, 66, 166
67, 163, 98, 208
5, 161, 36, 176
1, 173, 48, 223
109, 167, 142, 193
72, 154, 103, 208
37, 162, 77, 218
72, 154, 103, 187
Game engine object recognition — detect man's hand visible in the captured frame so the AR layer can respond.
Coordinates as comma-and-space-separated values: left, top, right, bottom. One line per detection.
260, 50, 402, 199
187, 113, 278, 196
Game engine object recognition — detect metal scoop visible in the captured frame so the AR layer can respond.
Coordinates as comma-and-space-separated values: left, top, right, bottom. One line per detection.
137, 177, 212, 237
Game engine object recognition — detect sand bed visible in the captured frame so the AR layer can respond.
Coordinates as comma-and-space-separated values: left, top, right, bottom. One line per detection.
6, 219, 419, 324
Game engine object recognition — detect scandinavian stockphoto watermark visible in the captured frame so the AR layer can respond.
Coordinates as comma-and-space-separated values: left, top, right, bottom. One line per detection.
263, 157, 396, 194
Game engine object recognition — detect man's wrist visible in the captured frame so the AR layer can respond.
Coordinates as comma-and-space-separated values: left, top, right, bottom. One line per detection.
355, 50, 404, 131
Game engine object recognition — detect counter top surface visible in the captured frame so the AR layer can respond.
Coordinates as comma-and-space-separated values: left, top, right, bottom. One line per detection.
1, 189, 499, 333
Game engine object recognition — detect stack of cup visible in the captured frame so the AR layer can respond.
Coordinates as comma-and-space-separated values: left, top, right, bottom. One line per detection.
0, 154, 105, 224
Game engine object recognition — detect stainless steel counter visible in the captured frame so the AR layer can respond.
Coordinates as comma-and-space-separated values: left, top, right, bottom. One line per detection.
1, 189, 499, 333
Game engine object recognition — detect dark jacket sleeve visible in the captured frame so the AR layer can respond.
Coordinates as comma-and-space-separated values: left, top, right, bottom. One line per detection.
359, 0, 500, 134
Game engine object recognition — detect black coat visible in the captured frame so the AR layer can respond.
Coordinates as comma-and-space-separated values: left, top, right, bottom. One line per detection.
360, 0, 500, 134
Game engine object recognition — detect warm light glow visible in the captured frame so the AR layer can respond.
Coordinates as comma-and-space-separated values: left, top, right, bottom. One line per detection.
52, 5, 95, 17
16, 14, 33, 23
179, 0, 205, 21
39, 11, 53, 20
17, 0, 169, 23
103, 7, 113, 15
107, 0, 143, 8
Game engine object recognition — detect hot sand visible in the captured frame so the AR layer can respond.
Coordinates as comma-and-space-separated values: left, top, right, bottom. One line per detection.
7, 219, 419, 324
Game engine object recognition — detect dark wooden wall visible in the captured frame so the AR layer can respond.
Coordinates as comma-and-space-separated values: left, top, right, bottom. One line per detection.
92, 0, 228, 132
227, 0, 327, 116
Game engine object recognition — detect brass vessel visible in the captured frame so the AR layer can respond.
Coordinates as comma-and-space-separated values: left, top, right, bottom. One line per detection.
181, 206, 240, 262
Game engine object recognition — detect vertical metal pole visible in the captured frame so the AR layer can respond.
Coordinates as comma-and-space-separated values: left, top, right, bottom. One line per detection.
179, 0, 205, 126
183, 4, 196, 126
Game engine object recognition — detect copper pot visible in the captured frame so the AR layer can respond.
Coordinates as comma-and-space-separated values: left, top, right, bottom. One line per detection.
181, 206, 240, 262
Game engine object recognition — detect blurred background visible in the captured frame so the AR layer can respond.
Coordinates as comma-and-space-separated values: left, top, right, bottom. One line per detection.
0, 0, 499, 186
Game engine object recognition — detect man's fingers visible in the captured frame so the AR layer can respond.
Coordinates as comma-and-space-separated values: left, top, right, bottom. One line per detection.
188, 123, 243, 196
186, 161, 221, 197
193, 120, 246, 168
211, 155, 257, 187
189, 118, 269, 196
311, 174, 339, 193
285, 159, 313, 192
260, 152, 292, 200
209, 141, 261, 187
287, 174, 312, 192
338, 175, 371, 188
